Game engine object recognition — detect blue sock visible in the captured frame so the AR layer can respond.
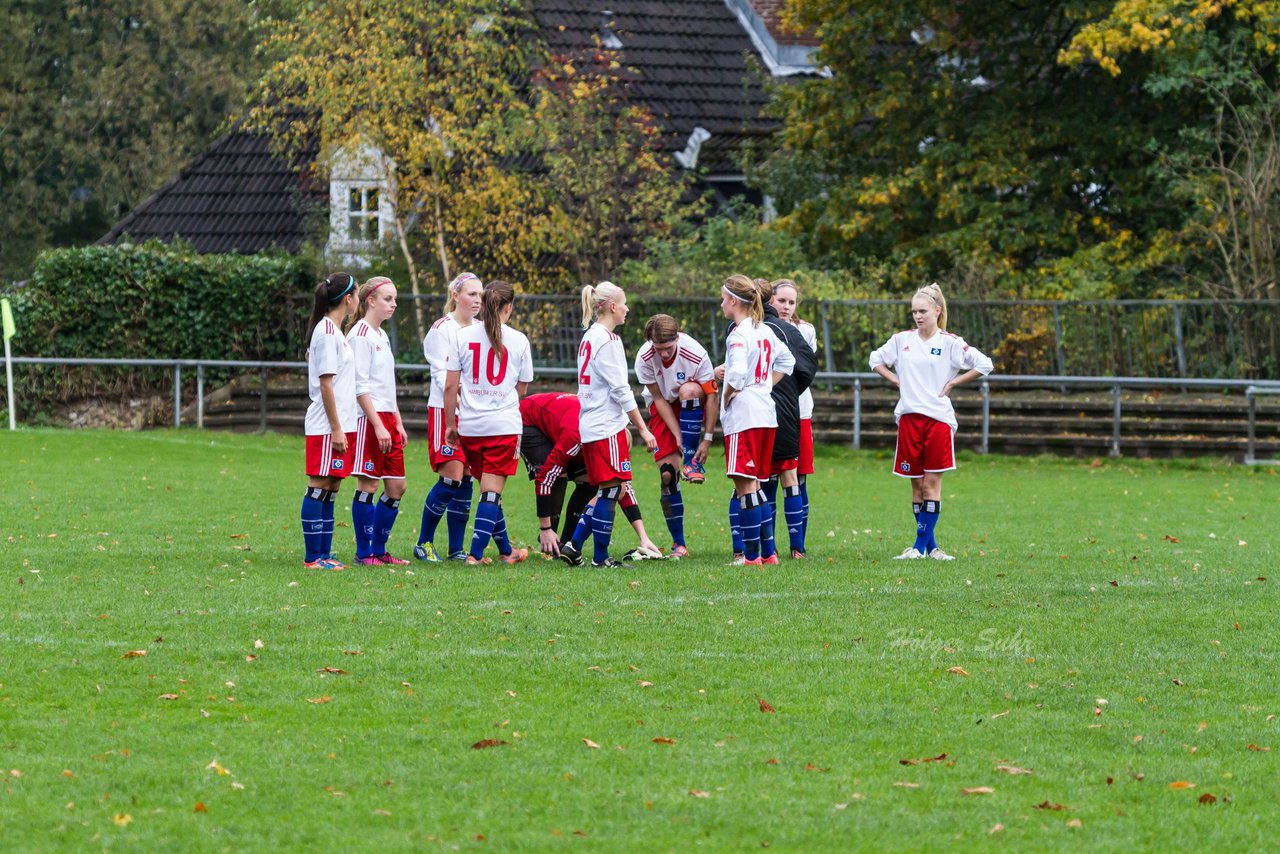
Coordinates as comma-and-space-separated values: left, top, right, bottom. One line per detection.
491, 503, 512, 557
470, 491, 501, 559
739, 493, 761, 561
447, 477, 473, 555
373, 493, 400, 555
759, 492, 776, 559
661, 486, 685, 547
913, 501, 938, 552
570, 501, 594, 549
800, 480, 810, 541
679, 401, 703, 466
301, 487, 328, 562
784, 484, 805, 554
418, 477, 460, 546
762, 476, 779, 524
914, 499, 940, 553
351, 491, 377, 558
729, 491, 744, 554
319, 490, 337, 558
591, 493, 618, 564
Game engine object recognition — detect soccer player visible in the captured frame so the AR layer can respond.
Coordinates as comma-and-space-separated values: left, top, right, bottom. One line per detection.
634, 314, 718, 558
415, 272, 483, 563
762, 279, 817, 559
870, 283, 993, 560
563, 281, 656, 568
520, 392, 667, 559
771, 280, 820, 549
717, 274, 795, 566
301, 273, 360, 570
348, 276, 411, 566
443, 280, 533, 566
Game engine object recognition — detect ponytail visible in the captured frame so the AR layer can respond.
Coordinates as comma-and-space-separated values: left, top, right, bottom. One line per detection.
916, 282, 948, 330
580, 280, 625, 329
444, 272, 480, 314
481, 280, 515, 357
722, 274, 763, 326
306, 272, 358, 344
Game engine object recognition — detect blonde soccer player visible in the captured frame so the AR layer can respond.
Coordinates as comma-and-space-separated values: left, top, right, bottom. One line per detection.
347, 276, 411, 566
415, 272, 483, 563
634, 313, 718, 558
559, 281, 656, 568
443, 280, 533, 566
717, 274, 795, 566
301, 272, 360, 570
870, 283, 993, 560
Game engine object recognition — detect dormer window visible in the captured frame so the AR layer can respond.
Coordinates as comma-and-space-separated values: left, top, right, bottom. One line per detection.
326, 142, 394, 266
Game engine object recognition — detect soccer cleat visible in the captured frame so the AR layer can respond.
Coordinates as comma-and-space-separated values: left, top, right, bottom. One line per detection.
761, 554, 779, 565
592, 557, 624, 568
728, 552, 747, 566
448, 550, 469, 562
623, 545, 665, 561
413, 542, 442, 563
893, 547, 926, 560
671, 545, 690, 559
354, 555, 386, 566
928, 547, 956, 561
320, 556, 346, 570
558, 541, 585, 567
499, 547, 530, 565
465, 555, 494, 566
303, 559, 328, 570
791, 549, 806, 560
681, 460, 706, 484
377, 553, 411, 566
743, 557, 763, 566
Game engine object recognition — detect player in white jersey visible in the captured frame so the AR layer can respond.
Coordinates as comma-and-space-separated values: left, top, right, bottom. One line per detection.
870, 283, 993, 560
770, 280, 819, 556
415, 273, 484, 563
634, 314, 718, 558
716, 274, 795, 566
444, 280, 534, 566
301, 273, 360, 570
346, 277, 411, 567
558, 281, 656, 569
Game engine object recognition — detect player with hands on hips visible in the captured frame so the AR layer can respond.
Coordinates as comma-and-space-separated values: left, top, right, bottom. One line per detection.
870, 283, 993, 560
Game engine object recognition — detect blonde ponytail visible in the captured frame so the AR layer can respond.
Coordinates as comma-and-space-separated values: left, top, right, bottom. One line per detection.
444, 272, 480, 314
580, 280, 625, 329
916, 282, 948, 330
723, 274, 763, 326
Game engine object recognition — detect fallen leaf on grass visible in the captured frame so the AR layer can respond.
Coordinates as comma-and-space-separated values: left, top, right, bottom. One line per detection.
652, 737, 676, 745
112, 813, 132, 827
205, 760, 231, 776
253, 639, 264, 649
991, 710, 1010, 719
804, 763, 828, 773
996, 765, 1034, 775
894, 782, 920, 789
1066, 818, 1083, 828
158, 693, 179, 701
121, 650, 147, 659
947, 666, 969, 677
688, 789, 711, 798
899, 753, 947, 766
1247, 743, 1271, 752
1168, 781, 1196, 789
1033, 801, 1067, 810
962, 787, 995, 796
342, 649, 362, 656
637, 681, 653, 688
245, 655, 257, 662
582, 739, 600, 749
758, 697, 776, 713
471, 739, 509, 750
194, 801, 207, 813
765, 758, 779, 765
317, 667, 347, 675
306, 696, 332, 705
989, 824, 1005, 835
1162, 535, 1180, 543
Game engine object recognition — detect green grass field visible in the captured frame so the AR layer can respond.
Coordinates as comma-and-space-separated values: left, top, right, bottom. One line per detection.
2, 429, 1277, 851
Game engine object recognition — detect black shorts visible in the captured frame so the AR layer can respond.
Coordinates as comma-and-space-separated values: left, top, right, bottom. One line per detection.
521, 426, 587, 483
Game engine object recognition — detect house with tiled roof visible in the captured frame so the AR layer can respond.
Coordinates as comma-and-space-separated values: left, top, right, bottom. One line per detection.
100, 0, 821, 260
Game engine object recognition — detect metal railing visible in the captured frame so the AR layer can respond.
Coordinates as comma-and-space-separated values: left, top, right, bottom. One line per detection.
5, 357, 1279, 462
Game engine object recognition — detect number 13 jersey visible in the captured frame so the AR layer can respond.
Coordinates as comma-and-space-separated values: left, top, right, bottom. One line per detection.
720, 320, 794, 436
446, 323, 534, 437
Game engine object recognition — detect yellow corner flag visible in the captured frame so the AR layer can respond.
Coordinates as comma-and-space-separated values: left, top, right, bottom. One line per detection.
0, 298, 13, 342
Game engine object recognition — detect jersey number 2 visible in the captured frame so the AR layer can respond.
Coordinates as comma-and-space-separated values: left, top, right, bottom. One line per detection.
468, 342, 508, 385
578, 341, 592, 385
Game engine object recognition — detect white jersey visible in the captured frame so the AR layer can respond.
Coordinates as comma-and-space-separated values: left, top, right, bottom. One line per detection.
869, 329, 993, 431
446, 322, 533, 437
577, 322, 637, 443
347, 319, 397, 412
795, 320, 818, 419
720, 320, 795, 436
424, 313, 465, 408
305, 317, 359, 436
634, 333, 713, 408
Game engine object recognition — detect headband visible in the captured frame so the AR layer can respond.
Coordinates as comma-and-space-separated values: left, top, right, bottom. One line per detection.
364, 279, 392, 300
722, 285, 751, 304
327, 276, 355, 303
451, 273, 480, 293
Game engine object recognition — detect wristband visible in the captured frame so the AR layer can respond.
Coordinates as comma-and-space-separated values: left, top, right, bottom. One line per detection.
540, 526, 554, 531
703, 432, 714, 442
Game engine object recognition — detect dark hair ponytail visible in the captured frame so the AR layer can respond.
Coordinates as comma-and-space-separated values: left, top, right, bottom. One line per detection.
306, 272, 359, 341
481, 280, 515, 357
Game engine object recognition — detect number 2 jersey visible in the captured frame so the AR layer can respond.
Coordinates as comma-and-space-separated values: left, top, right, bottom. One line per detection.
633, 333, 713, 407
577, 322, 638, 443
869, 329, 993, 430
446, 323, 534, 437
720, 320, 795, 436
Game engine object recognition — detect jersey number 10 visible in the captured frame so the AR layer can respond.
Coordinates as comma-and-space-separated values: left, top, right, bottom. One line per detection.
468, 342, 508, 385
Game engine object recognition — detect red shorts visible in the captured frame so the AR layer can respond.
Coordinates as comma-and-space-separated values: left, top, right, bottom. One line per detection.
799, 419, 815, 476
648, 404, 681, 461
305, 432, 357, 479
893, 413, 955, 477
724, 428, 774, 480
458, 433, 520, 479
583, 429, 634, 484
773, 456, 799, 473
426, 406, 467, 471
354, 412, 406, 479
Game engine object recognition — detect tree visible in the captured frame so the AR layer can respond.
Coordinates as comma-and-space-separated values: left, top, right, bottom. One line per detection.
246, 0, 540, 332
